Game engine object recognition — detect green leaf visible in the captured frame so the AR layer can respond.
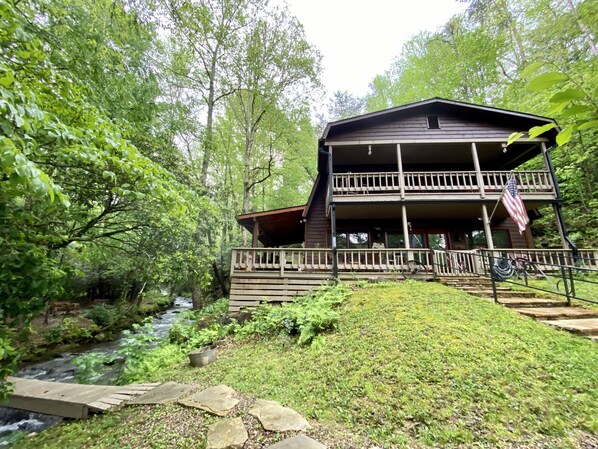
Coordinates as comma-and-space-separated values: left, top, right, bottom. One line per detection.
526, 72, 568, 91
549, 88, 585, 103
556, 127, 574, 146
507, 132, 525, 146
560, 104, 593, 117
0, 70, 15, 87
520, 61, 545, 79
528, 123, 556, 139
577, 120, 598, 131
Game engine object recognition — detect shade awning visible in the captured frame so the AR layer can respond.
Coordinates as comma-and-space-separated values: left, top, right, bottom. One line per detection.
237, 205, 306, 247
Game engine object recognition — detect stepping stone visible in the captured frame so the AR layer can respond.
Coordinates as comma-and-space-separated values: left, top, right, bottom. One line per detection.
207, 417, 248, 449
179, 384, 239, 416
128, 382, 194, 405
249, 399, 310, 432
266, 434, 326, 449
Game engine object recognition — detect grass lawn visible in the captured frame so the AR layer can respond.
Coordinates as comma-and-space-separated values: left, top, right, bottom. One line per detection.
14, 282, 598, 448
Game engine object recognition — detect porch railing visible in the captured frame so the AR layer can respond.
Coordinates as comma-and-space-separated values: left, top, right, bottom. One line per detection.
231, 247, 598, 276
332, 170, 555, 196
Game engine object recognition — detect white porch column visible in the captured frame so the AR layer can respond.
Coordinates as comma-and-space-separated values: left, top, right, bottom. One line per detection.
402, 205, 410, 249
471, 142, 485, 199
397, 144, 405, 199
481, 204, 494, 250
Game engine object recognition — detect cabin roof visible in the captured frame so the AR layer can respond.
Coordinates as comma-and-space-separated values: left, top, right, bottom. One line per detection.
321, 97, 557, 140
237, 205, 305, 246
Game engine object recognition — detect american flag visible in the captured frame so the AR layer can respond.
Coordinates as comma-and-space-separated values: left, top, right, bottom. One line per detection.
502, 174, 529, 234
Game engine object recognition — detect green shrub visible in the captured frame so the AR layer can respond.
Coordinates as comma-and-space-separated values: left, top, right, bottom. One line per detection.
44, 318, 97, 344
84, 304, 119, 328
236, 283, 352, 345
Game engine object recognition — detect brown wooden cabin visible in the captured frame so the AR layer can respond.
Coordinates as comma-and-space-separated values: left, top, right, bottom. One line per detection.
230, 98, 578, 312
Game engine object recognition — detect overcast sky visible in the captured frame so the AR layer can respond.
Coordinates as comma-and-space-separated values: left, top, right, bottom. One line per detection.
283, 0, 468, 97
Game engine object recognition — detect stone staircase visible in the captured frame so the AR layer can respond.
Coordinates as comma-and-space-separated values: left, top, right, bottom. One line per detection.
438, 276, 598, 342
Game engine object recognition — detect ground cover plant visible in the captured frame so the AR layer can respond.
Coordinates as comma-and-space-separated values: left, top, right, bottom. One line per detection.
17, 281, 598, 449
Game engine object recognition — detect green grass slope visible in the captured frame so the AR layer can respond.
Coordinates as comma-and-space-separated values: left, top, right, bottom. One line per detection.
14, 282, 598, 448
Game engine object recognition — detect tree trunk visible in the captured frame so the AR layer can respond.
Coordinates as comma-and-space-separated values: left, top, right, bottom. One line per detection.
192, 285, 203, 310
212, 260, 229, 297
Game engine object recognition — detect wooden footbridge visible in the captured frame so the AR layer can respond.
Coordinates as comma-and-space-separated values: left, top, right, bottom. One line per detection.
5, 376, 162, 419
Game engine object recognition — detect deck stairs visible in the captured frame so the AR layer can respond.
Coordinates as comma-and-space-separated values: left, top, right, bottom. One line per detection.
438, 276, 598, 341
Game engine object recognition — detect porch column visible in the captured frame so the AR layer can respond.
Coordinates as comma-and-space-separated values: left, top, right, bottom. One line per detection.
542, 142, 568, 249
481, 204, 494, 250
471, 142, 485, 199
552, 204, 568, 249
328, 146, 338, 279
252, 218, 260, 247
397, 144, 405, 199
402, 205, 410, 249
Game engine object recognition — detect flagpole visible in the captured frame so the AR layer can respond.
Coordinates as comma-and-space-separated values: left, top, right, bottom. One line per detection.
488, 172, 513, 223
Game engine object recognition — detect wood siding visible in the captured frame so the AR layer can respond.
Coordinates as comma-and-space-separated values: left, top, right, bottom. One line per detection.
327, 109, 535, 143
305, 178, 328, 248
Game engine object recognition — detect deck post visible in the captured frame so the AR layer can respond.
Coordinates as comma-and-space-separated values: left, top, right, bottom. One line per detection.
471, 142, 485, 199
397, 144, 405, 199
542, 142, 569, 249
481, 204, 495, 250
402, 205, 411, 261
328, 146, 339, 280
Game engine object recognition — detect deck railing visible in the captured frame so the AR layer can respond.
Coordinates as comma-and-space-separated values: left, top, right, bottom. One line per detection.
231, 247, 598, 276
332, 170, 554, 196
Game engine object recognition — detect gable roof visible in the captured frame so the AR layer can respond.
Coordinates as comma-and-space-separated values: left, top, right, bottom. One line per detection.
321, 97, 557, 140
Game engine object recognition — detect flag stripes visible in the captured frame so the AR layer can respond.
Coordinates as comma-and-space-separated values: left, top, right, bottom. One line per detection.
502, 174, 529, 234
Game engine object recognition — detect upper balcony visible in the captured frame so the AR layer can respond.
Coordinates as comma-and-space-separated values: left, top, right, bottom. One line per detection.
331, 170, 557, 202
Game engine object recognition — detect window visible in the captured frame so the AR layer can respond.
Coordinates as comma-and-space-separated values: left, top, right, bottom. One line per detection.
386, 233, 405, 248
336, 231, 369, 249
426, 115, 440, 129
466, 229, 511, 249
427, 233, 447, 250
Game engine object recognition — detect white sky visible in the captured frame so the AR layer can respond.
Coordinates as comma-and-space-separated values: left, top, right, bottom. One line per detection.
283, 0, 468, 97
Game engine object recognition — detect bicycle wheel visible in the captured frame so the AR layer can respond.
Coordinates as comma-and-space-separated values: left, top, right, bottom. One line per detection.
515, 258, 538, 278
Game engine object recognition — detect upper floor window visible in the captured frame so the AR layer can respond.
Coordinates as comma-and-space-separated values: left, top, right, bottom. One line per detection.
426, 115, 440, 129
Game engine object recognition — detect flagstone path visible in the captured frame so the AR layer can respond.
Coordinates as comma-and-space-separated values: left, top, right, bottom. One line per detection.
126, 383, 327, 449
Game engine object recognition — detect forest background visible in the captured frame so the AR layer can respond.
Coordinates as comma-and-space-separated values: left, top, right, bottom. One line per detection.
0, 0, 596, 392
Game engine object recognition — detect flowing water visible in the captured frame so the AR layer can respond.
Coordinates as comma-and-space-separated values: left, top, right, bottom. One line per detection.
0, 296, 192, 446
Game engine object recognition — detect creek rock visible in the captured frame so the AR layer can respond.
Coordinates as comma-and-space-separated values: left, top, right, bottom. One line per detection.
178, 384, 239, 416
265, 434, 326, 449
248, 399, 310, 432
206, 417, 248, 449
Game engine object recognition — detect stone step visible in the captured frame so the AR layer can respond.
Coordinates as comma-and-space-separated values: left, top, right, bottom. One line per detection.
498, 297, 568, 308
459, 285, 511, 292
467, 289, 537, 298
541, 318, 598, 336
589, 336, 598, 342
513, 307, 598, 321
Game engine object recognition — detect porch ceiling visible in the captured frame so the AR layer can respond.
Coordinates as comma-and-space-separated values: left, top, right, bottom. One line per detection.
334, 201, 547, 220
331, 142, 540, 170
237, 206, 305, 246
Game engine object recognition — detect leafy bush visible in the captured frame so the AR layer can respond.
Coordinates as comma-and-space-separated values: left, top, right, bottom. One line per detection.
73, 319, 157, 384
84, 304, 119, 328
44, 318, 97, 344
236, 283, 352, 345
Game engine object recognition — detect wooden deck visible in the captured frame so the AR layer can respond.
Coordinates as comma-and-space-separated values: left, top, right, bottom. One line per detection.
5, 376, 160, 418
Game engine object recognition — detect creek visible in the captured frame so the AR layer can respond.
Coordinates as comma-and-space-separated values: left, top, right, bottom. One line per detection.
0, 296, 192, 447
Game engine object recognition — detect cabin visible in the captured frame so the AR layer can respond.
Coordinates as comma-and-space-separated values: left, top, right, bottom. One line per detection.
229, 98, 580, 312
